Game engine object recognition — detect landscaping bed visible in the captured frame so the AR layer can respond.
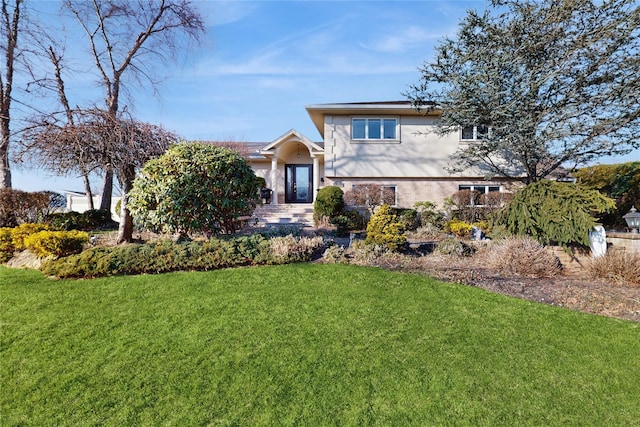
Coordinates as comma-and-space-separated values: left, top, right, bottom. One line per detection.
356, 249, 640, 322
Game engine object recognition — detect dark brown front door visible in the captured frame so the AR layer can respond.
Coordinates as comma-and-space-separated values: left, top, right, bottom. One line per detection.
285, 164, 313, 203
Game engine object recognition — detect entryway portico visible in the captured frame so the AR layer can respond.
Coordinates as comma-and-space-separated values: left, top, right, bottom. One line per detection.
257, 129, 324, 205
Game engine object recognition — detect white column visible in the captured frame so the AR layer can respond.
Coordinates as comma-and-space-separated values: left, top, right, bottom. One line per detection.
270, 157, 278, 205
312, 156, 320, 202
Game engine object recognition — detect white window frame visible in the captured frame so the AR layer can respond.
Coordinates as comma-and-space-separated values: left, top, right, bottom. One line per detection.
458, 185, 502, 207
352, 117, 399, 141
350, 184, 398, 207
460, 125, 491, 141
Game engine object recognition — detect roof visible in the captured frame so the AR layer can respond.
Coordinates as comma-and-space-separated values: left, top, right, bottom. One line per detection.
304, 100, 439, 138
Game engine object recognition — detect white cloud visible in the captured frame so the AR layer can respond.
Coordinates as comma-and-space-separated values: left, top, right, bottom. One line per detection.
362, 26, 443, 53
199, 1, 258, 27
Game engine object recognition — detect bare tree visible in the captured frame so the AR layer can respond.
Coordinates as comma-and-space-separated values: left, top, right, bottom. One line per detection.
22, 108, 177, 242
0, 0, 21, 189
62, 0, 204, 211
47, 46, 95, 209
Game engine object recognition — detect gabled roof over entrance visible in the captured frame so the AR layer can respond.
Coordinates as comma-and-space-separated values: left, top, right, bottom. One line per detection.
259, 129, 324, 157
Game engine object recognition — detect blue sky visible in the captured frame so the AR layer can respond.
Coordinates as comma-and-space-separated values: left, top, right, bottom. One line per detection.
11, 0, 638, 193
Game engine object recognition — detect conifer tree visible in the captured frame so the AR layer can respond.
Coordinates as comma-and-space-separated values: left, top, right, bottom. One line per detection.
407, 0, 640, 183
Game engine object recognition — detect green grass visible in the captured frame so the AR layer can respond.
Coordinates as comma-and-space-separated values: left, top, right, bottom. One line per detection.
2, 264, 639, 426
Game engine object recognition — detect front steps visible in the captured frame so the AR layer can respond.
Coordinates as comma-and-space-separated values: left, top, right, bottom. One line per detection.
251, 204, 315, 227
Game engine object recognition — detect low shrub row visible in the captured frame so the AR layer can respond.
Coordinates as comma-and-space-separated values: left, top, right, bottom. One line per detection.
41, 234, 326, 278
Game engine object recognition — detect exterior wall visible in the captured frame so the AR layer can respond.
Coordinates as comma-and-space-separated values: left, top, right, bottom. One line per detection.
323, 114, 480, 179
608, 233, 640, 254
325, 177, 506, 209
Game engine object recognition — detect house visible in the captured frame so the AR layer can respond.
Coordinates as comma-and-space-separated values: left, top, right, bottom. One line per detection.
62, 190, 120, 221
248, 101, 510, 209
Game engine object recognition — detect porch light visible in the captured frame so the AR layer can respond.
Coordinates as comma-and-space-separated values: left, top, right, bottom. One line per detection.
623, 207, 640, 233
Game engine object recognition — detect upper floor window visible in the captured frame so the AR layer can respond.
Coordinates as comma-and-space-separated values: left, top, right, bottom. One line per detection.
352, 118, 398, 140
461, 125, 490, 141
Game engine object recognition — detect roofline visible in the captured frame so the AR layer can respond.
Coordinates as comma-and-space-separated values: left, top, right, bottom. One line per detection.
304, 100, 441, 137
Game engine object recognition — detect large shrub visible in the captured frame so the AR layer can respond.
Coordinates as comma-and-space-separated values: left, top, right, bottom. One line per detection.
491, 180, 615, 249
314, 186, 344, 222
128, 143, 261, 237
365, 204, 406, 251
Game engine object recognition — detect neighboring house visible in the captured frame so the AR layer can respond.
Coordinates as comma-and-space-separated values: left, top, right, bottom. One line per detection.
63, 191, 120, 221
248, 101, 512, 208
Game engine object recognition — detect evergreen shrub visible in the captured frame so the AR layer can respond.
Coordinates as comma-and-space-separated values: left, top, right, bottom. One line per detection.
314, 186, 344, 222
39, 234, 324, 278
330, 210, 365, 237
44, 209, 116, 231
365, 204, 406, 251
10, 223, 52, 251
445, 219, 474, 237
491, 180, 616, 249
393, 208, 420, 231
0, 228, 14, 262
24, 230, 89, 258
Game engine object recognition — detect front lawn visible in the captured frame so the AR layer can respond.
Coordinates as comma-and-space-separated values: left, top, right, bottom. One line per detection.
2, 264, 639, 425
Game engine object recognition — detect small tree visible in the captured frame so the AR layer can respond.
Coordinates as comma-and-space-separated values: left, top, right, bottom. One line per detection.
128, 143, 261, 237
491, 180, 616, 249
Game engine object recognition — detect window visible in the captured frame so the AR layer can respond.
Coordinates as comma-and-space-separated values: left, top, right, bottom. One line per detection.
348, 184, 397, 206
458, 185, 503, 207
460, 125, 490, 141
352, 118, 397, 140
458, 185, 501, 193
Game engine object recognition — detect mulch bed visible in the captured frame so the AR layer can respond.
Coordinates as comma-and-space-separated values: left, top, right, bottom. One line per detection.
373, 257, 640, 323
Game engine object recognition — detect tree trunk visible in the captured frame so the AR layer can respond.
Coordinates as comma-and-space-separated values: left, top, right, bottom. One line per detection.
99, 167, 113, 211
82, 172, 93, 210
116, 192, 133, 244
115, 168, 134, 244
0, 123, 11, 188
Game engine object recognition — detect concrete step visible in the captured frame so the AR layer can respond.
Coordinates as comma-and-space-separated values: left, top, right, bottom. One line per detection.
252, 204, 315, 226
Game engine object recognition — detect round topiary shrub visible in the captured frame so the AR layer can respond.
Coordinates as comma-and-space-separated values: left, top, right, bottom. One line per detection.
314, 186, 344, 222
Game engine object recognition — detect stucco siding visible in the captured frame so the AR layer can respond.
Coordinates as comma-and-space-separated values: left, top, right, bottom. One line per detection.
326, 115, 466, 178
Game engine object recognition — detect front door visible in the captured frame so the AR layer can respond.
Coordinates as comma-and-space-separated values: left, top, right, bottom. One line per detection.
285, 164, 313, 203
